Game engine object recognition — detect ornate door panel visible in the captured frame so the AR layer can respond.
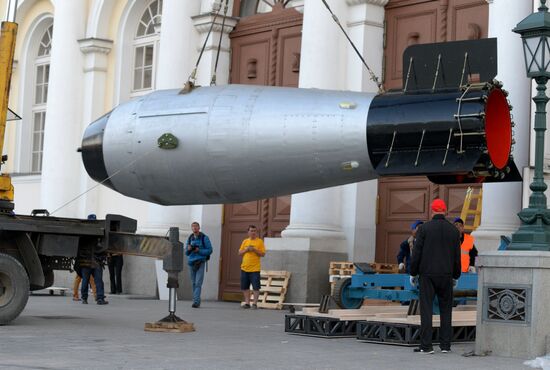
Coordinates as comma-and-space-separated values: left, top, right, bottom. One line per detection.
219, 3, 302, 300
447, 0, 488, 42
384, 1, 439, 90
275, 25, 302, 87
376, 177, 480, 264
230, 31, 271, 85
376, 176, 431, 263
383, 0, 488, 90
219, 201, 263, 301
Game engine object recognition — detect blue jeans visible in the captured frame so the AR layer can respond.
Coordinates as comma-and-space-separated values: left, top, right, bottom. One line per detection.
189, 262, 206, 305
81, 267, 105, 301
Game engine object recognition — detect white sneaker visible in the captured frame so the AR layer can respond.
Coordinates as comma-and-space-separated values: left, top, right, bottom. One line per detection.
413, 348, 434, 354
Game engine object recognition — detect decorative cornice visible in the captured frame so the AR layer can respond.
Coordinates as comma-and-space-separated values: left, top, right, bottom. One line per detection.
195, 46, 231, 53
346, 0, 390, 6
347, 19, 384, 28
229, 6, 302, 37
192, 12, 238, 34
78, 37, 113, 55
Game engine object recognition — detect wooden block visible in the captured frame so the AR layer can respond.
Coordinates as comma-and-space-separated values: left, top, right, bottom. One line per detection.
265, 294, 283, 301
362, 299, 400, 306
329, 261, 354, 269
260, 270, 291, 278
261, 286, 285, 294
264, 280, 285, 287
359, 305, 409, 315
257, 302, 283, 309
374, 312, 409, 319
144, 321, 195, 333
454, 305, 477, 311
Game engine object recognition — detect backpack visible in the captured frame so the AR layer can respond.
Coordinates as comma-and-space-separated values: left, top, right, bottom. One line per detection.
187, 232, 211, 261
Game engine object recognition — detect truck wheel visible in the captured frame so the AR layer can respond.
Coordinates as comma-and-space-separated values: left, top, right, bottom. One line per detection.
0, 253, 30, 325
333, 277, 362, 309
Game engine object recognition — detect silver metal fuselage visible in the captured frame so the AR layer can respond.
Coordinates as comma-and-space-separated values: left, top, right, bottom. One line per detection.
98, 85, 376, 205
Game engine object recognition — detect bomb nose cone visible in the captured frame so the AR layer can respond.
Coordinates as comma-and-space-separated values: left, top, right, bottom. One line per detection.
81, 111, 114, 190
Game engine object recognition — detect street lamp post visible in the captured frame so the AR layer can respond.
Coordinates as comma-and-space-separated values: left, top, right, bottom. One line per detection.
509, 0, 550, 250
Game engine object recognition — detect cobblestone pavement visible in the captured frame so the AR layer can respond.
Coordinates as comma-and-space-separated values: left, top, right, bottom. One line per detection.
0, 296, 530, 370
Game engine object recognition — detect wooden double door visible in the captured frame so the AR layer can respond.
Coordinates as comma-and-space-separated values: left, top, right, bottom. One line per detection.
218, 4, 302, 301
376, 0, 487, 263
375, 177, 479, 264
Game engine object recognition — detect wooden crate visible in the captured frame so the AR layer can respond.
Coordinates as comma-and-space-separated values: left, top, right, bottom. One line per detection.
329, 262, 355, 270
369, 262, 399, 274
329, 261, 356, 276
255, 270, 291, 310
328, 262, 399, 277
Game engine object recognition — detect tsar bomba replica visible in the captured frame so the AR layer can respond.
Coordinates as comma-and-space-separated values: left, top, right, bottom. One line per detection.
81, 39, 520, 205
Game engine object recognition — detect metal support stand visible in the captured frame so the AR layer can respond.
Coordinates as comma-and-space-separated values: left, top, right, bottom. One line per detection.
145, 227, 195, 333
156, 288, 184, 324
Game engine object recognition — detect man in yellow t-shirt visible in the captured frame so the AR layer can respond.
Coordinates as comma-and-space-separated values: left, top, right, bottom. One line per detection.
239, 225, 266, 309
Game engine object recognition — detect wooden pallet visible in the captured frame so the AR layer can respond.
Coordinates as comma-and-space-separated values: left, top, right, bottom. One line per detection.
329, 262, 355, 270
329, 261, 356, 276
144, 321, 195, 333
328, 262, 399, 277
253, 270, 291, 309
286, 307, 477, 342
369, 263, 399, 274
298, 305, 476, 323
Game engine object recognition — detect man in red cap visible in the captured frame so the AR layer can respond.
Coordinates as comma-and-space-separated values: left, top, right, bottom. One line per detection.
410, 198, 461, 354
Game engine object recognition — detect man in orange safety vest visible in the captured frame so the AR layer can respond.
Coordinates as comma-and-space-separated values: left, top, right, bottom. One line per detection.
453, 217, 478, 273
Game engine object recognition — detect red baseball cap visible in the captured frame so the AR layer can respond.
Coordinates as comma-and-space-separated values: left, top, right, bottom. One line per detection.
431, 198, 447, 212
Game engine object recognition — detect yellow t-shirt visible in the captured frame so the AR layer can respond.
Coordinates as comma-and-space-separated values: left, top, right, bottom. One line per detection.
239, 238, 266, 272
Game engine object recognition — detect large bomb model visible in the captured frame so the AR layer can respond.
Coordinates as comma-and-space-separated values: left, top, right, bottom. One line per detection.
81, 39, 520, 205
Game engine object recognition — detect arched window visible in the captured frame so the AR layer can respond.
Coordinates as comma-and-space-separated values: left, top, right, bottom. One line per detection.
31, 25, 52, 172
238, 0, 302, 17
132, 0, 162, 94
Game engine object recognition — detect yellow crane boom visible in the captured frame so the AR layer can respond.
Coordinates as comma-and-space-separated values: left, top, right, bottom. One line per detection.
0, 21, 17, 205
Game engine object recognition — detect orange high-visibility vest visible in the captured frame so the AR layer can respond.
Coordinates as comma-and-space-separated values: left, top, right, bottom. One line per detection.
460, 233, 474, 273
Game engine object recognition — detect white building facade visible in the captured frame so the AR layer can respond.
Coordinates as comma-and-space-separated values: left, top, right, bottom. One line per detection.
0, 0, 541, 301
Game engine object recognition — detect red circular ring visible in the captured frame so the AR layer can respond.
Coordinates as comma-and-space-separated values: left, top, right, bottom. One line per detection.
485, 88, 512, 170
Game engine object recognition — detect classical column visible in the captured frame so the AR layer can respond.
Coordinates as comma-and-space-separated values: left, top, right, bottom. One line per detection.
471, 0, 532, 251
345, 0, 388, 93
78, 38, 113, 216
143, 0, 201, 238
40, 0, 86, 217
282, 0, 347, 241
340, 0, 388, 260
192, 3, 238, 86
156, 0, 200, 89
146, 0, 231, 301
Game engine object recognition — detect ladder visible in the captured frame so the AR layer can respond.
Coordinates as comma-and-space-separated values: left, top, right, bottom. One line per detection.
460, 187, 482, 232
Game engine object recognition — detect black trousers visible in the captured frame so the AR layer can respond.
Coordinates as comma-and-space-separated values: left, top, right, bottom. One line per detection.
419, 275, 453, 350
108, 255, 124, 294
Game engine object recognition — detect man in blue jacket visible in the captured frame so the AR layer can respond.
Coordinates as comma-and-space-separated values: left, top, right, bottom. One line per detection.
397, 220, 423, 273
185, 222, 213, 308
